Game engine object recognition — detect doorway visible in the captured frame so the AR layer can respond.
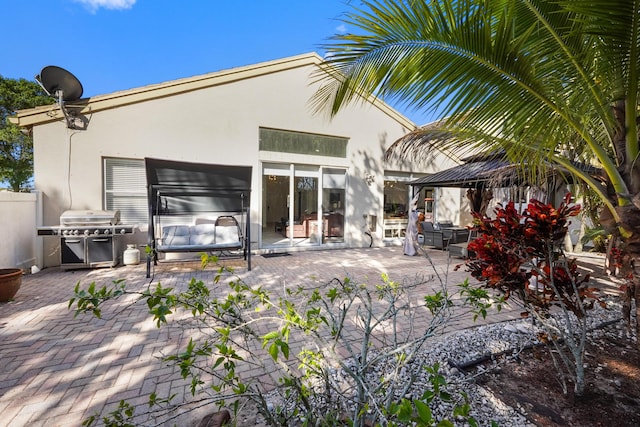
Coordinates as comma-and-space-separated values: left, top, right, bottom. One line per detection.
262, 164, 320, 247
262, 164, 346, 248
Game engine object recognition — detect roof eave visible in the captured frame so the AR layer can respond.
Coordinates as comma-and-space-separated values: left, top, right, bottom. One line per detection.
12, 53, 325, 127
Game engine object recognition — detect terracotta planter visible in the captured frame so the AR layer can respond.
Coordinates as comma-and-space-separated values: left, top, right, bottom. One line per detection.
0, 268, 22, 302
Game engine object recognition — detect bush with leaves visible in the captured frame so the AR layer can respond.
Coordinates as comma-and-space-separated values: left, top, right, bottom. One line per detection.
463, 193, 603, 396
70, 254, 503, 426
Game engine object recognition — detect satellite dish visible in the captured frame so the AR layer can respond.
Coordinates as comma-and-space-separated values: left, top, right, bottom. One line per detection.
35, 66, 85, 129
36, 66, 83, 101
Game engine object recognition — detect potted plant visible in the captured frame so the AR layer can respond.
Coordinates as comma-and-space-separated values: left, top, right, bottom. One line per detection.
0, 268, 22, 302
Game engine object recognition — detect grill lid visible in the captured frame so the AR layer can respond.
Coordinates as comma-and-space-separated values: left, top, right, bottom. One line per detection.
60, 210, 121, 226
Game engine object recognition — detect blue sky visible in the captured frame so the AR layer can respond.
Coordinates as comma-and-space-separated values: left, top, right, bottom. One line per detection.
3, 0, 440, 125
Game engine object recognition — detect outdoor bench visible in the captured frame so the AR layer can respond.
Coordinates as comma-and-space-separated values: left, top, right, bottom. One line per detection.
156, 216, 242, 253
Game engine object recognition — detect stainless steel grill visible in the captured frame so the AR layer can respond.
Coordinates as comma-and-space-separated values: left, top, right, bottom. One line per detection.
37, 210, 135, 269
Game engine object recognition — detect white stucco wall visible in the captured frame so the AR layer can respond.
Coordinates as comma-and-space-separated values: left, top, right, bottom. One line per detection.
433, 187, 465, 225
31, 55, 460, 266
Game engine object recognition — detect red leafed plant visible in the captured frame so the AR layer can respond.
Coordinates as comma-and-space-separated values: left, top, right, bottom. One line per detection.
464, 193, 603, 396
466, 193, 601, 318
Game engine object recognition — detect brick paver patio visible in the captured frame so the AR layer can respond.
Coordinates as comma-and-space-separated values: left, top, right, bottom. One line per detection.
0, 247, 611, 426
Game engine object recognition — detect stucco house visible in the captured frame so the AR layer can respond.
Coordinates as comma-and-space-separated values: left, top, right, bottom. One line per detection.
11, 52, 467, 268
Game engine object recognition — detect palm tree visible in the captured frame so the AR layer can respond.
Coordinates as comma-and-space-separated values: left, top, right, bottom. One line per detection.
314, 0, 640, 339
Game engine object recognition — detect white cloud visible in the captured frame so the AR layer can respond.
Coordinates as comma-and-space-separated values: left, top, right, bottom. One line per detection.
73, 0, 136, 12
336, 24, 347, 34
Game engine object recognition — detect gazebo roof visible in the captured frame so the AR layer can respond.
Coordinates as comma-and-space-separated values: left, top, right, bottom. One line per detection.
410, 158, 515, 188
409, 153, 602, 189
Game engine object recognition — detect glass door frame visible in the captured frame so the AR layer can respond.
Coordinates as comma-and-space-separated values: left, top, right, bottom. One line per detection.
262, 163, 321, 248
293, 165, 321, 246
261, 163, 347, 249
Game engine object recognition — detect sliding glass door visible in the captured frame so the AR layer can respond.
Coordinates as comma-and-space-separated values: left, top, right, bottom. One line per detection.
322, 168, 345, 243
293, 167, 320, 244
262, 164, 345, 248
262, 165, 290, 247
262, 164, 320, 247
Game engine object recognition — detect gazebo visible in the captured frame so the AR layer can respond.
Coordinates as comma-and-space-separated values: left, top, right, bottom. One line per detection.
408, 151, 602, 216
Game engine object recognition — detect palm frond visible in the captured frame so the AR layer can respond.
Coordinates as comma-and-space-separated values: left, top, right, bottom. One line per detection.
314, 0, 640, 209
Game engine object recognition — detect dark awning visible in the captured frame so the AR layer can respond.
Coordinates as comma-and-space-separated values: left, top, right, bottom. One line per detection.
409, 156, 602, 190
410, 159, 516, 188
145, 158, 252, 214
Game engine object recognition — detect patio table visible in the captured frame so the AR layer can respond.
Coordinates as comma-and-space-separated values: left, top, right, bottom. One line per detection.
443, 227, 470, 244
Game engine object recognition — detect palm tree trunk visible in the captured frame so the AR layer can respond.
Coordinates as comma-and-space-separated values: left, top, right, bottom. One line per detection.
616, 203, 640, 348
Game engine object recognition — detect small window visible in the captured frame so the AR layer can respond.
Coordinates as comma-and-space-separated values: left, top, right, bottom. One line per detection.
104, 158, 147, 224
259, 127, 348, 158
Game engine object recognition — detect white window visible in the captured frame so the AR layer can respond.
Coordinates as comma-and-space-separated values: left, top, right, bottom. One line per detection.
104, 158, 147, 225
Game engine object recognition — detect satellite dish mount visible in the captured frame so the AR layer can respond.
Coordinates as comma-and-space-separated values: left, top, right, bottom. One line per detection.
35, 66, 84, 129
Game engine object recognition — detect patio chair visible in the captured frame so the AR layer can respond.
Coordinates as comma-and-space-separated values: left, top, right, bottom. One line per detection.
420, 221, 435, 246
433, 229, 451, 250
448, 230, 478, 259
421, 221, 450, 250
449, 227, 470, 244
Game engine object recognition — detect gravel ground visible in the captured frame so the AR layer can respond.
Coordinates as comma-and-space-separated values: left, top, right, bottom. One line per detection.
246, 296, 627, 427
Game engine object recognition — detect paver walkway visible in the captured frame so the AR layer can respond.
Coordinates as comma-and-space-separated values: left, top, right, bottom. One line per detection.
0, 247, 612, 426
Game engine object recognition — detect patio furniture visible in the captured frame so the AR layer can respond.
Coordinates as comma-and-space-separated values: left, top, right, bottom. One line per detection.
435, 222, 470, 245
448, 230, 478, 259
420, 221, 450, 250
436, 220, 455, 229
145, 158, 252, 278
284, 220, 308, 238
446, 227, 470, 244
274, 217, 285, 233
282, 212, 343, 238
432, 231, 450, 250
420, 221, 435, 246
157, 216, 243, 253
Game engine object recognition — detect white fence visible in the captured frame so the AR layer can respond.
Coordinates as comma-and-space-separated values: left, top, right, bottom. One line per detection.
0, 191, 41, 271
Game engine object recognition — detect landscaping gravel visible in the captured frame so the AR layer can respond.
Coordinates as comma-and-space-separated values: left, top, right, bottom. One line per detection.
371, 297, 626, 426
257, 296, 627, 426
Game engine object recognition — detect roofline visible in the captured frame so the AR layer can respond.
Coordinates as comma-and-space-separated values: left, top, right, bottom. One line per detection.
10, 52, 416, 130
